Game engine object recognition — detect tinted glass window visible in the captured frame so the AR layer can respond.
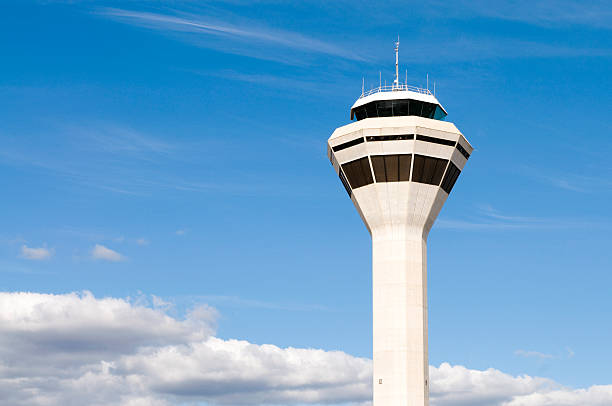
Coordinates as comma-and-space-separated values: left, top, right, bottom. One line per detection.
422, 103, 435, 118
366, 134, 414, 142
412, 155, 448, 185
385, 155, 399, 181
434, 106, 446, 120
392, 100, 409, 116
365, 103, 377, 118
339, 170, 352, 196
409, 100, 423, 116
341, 157, 374, 189
376, 100, 393, 117
371, 154, 412, 182
441, 161, 461, 194
417, 134, 456, 147
456, 143, 470, 159
371, 156, 386, 182
332, 137, 364, 152
399, 154, 411, 181
353, 106, 367, 121
350, 99, 447, 121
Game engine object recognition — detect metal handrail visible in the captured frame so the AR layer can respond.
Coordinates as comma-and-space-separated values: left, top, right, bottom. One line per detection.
359, 84, 432, 99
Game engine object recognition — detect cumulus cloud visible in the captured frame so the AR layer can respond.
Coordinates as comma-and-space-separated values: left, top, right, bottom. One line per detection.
20, 244, 53, 260
91, 244, 124, 261
117, 337, 370, 405
0, 291, 610, 406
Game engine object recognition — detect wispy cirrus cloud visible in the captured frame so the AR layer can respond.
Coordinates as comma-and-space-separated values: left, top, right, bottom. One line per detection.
188, 69, 346, 95
0, 122, 271, 197
438, 0, 612, 29
515, 347, 576, 361
83, 124, 175, 158
518, 165, 612, 193
96, 7, 612, 64
515, 349, 555, 360
437, 204, 608, 231
97, 8, 365, 63
393, 36, 612, 65
0, 123, 180, 195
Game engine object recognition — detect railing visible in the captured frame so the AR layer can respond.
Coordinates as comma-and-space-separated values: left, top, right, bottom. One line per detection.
360, 84, 432, 99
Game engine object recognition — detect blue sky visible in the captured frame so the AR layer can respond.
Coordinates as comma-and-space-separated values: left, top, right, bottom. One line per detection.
1, 1, 612, 404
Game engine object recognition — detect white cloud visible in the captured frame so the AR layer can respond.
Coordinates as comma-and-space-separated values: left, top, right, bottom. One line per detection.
175, 229, 186, 235
91, 244, 125, 262
0, 291, 610, 406
117, 337, 371, 405
20, 244, 54, 260
99, 8, 364, 63
86, 125, 175, 156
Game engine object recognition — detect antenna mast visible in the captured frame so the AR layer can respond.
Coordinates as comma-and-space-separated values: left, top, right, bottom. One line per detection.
394, 36, 400, 89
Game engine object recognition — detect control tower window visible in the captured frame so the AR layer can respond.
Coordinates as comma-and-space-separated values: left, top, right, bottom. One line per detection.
354, 108, 367, 121
365, 103, 377, 118
393, 100, 409, 116
433, 106, 446, 120
412, 154, 447, 186
332, 137, 364, 152
341, 157, 374, 189
376, 101, 393, 117
339, 170, 352, 196
371, 154, 411, 182
351, 99, 447, 121
441, 161, 461, 194
456, 143, 470, 159
416, 102, 436, 118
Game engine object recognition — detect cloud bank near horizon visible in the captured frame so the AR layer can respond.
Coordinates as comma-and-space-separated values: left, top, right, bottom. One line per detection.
0, 291, 610, 406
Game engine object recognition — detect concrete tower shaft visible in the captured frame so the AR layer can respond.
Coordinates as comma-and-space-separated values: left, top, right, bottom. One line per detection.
327, 114, 472, 406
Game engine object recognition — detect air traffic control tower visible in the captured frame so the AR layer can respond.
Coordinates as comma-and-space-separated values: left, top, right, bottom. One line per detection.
327, 41, 473, 406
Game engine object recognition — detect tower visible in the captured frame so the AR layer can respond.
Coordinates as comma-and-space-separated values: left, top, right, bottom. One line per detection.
327, 46, 473, 406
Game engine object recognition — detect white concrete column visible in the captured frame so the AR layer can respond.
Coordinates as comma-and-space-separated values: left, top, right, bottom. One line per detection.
372, 225, 429, 406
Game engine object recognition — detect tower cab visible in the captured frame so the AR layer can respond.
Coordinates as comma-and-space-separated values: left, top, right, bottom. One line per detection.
350, 86, 447, 122
328, 83, 471, 201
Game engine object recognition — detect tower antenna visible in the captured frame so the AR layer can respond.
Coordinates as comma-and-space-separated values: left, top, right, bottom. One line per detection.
394, 36, 400, 89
